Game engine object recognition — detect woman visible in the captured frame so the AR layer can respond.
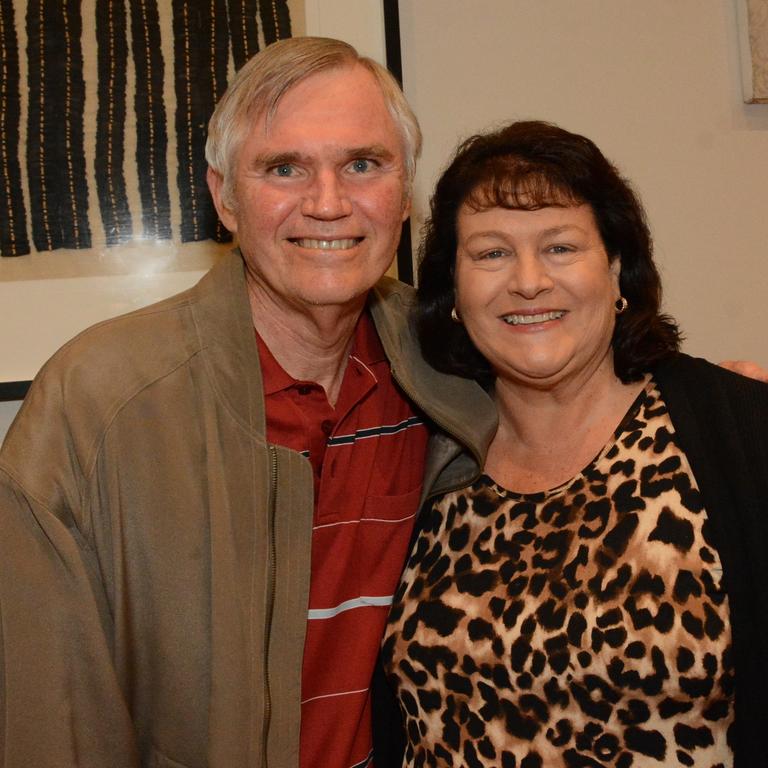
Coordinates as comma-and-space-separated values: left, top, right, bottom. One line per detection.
382, 121, 768, 767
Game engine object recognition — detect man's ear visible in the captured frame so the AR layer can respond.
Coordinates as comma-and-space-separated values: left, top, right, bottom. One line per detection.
207, 167, 237, 233
401, 194, 412, 223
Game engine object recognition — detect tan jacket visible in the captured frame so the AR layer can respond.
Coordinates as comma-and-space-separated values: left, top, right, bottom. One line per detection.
0, 251, 496, 768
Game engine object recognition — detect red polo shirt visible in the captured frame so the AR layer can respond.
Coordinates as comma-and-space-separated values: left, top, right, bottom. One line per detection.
256, 311, 428, 768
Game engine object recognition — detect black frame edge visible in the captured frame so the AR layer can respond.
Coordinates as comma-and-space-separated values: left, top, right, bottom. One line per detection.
0, 381, 31, 401
383, 0, 414, 286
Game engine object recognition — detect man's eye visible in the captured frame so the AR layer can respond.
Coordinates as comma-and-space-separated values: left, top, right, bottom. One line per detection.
350, 158, 373, 173
271, 164, 295, 177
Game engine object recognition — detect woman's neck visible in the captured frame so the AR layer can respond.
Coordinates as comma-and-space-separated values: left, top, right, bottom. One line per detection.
486, 361, 648, 493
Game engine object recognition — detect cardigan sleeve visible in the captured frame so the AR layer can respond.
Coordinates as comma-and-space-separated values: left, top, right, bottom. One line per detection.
654, 353, 768, 768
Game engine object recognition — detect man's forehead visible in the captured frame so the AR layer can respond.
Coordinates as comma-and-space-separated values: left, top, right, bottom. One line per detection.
247, 65, 403, 155
256, 64, 380, 124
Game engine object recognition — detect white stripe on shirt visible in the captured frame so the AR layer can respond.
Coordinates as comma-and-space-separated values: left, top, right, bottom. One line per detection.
307, 594, 393, 620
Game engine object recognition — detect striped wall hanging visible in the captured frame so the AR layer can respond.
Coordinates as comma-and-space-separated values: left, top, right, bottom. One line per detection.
0, 0, 292, 257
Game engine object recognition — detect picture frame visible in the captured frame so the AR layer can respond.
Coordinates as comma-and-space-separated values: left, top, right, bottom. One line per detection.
736, 0, 768, 103
0, 0, 406, 401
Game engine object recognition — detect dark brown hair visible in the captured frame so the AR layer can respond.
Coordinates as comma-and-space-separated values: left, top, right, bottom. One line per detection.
416, 120, 681, 384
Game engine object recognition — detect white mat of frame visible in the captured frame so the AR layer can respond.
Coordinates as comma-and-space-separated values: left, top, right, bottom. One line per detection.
0, 0, 290, 383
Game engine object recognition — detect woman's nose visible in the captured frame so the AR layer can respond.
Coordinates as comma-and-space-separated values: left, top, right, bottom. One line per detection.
508, 253, 554, 298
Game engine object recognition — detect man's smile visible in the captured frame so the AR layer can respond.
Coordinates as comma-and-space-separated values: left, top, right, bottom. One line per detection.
289, 237, 364, 250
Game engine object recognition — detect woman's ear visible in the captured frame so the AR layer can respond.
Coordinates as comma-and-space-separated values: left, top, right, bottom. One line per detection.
610, 255, 622, 294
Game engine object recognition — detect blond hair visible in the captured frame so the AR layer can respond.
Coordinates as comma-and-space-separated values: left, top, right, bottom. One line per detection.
206, 37, 422, 207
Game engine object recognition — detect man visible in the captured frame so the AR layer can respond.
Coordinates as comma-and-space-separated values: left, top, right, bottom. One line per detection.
0, 38, 496, 767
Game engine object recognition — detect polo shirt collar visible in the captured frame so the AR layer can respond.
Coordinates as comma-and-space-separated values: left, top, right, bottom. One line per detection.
256, 310, 386, 396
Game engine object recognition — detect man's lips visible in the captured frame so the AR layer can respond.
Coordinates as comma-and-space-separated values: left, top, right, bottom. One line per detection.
501, 310, 566, 326
289, 237, 363, 250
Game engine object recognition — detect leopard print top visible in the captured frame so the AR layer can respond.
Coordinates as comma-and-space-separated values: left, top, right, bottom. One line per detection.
383, 381, 734, 768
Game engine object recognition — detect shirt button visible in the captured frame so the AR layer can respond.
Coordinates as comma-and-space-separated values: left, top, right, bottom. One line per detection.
297, 385, 312, 395
321, 420, 333, 436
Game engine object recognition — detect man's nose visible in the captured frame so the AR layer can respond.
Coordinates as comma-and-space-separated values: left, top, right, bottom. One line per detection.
301, 170, 352, 219
508, 253, 554, 298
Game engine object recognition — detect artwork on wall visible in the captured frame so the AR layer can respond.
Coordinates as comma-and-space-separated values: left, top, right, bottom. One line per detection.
0, 0, 401, 396
736, 0, 768, 103
0, 0, 291, 258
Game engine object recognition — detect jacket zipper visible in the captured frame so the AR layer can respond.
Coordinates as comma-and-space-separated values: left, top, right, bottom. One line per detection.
261, 446, 278, 766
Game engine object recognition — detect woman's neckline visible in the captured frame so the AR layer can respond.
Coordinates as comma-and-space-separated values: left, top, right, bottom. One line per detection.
482, 377, 655, 499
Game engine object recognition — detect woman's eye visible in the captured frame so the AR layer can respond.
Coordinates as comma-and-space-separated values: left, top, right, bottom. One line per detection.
548, 245, 574, 255
481, 249, 505, 260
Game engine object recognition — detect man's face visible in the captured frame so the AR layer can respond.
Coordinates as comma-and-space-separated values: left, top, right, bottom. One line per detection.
208, 64, 411, 313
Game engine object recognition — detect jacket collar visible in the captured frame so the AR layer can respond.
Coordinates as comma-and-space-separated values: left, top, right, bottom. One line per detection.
368, 276, 497, 482
190, 250, 268, 438
189, 251, 497, 470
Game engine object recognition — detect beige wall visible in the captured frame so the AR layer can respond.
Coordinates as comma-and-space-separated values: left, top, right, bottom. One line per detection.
3, 2, 766, 442
400, 0, 768, 365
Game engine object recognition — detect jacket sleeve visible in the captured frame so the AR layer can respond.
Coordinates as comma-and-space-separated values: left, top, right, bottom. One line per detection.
0, 384, 140, 766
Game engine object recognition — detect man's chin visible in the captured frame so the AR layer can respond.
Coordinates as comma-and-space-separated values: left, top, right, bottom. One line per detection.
292, 273, 385, 309
293, 283, 373, 310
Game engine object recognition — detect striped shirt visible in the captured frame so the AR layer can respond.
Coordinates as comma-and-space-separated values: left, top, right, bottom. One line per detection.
256, 312, 428, 768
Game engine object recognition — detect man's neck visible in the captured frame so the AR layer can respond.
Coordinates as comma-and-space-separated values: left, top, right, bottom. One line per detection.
248, 280, 367, 407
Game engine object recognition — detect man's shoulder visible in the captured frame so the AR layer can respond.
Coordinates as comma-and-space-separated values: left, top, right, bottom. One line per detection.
369, 275, 416, 321
372, 275, 416, 300
37, 283, 202, 403
368, 275, 497, 453
31, 251, 244, 406
0, 253, 251, 502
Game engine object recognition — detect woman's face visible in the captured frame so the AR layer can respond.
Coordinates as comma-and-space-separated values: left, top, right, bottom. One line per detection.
454, 202, 621, 389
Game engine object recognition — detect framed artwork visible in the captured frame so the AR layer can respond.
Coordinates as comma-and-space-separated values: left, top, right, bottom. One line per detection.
736, 0, 768, 103
0, 0, 405, 399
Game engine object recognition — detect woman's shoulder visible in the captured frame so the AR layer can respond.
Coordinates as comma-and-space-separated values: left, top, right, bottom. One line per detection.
654, 352, 768, 399
653, 353, 768, 450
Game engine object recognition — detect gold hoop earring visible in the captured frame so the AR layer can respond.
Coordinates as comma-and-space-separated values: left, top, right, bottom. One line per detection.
615, 296, 628, 314
451, 307, 461, 323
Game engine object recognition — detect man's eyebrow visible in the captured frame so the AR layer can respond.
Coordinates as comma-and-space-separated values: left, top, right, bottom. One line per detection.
345, 144, 395, 160
250, 145, 397, 170
251, 151, 306, 168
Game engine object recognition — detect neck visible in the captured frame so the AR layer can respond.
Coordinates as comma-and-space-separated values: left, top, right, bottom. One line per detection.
247, 277, 366, 407
486, 357, 648, 493
493, 359, 626, 445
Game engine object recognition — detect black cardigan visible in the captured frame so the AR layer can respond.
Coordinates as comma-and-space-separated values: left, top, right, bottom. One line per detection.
655, 354, 768, 766
374, 353, 768, 767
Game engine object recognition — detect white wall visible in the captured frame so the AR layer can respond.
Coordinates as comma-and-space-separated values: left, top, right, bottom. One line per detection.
400, 0, 768, 366
0, 401, 21, 441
